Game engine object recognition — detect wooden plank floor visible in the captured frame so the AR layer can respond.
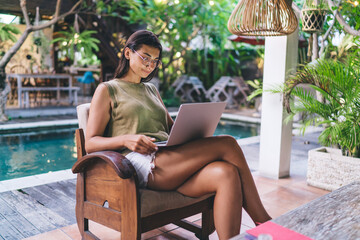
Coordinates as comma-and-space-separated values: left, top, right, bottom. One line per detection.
0, 132, 323, 240
0, 179, 76, 240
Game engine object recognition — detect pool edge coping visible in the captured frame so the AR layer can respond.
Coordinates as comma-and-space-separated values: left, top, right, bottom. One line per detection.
0, 119, 79, 131
0, 169, 77, 193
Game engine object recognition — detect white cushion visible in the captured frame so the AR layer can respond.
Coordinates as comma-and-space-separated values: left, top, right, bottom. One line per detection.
77, 103, 91, 135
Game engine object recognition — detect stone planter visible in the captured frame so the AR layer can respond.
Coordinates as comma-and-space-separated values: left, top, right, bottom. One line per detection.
307, 147, 360, 191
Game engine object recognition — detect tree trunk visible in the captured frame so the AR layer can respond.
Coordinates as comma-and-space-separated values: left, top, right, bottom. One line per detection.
311, 32, 325, 103
0, 28, 31, 121
312, 33, 319, 61
0, 65, 5, 90
0, 66, 11, 122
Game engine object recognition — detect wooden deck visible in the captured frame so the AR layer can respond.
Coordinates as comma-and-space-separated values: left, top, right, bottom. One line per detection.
0, 132, 323, 239
0, 179, 77, 239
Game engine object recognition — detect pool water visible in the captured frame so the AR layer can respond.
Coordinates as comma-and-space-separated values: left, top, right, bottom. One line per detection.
215, 120, 259, 139
0, 121, 259, 181
0, 129, 78, 181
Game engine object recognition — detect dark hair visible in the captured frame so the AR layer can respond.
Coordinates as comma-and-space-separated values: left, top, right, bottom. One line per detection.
114, 30, 162, 82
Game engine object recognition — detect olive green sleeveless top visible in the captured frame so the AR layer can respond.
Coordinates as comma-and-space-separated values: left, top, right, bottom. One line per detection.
103, 79, 169, 155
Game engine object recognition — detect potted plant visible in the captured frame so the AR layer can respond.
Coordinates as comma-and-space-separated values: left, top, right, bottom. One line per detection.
279, 52, 360, 191
301, 0, 328, 33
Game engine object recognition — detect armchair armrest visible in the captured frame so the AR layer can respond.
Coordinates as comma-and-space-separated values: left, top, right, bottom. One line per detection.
72, 151, 135, 179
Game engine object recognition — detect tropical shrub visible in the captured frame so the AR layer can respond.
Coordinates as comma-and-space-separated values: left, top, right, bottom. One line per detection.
124, 0, 247, 90
281, 49, 360, 158
52, 27, 100, 64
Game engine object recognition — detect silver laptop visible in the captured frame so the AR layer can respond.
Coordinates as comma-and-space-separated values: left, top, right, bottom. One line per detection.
156, 102, 226, 147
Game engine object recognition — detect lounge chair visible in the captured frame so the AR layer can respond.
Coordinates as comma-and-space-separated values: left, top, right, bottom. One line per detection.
206, 76, 250, 108
173, 75, 207, 102
72, 103, 215, 239
231, 76, 251, 106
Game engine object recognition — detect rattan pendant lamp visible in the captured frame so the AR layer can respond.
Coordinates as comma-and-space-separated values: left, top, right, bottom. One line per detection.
228, 0, 298, 36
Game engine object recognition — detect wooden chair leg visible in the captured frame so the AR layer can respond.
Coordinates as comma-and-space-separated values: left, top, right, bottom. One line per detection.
83, 230, 100, 240
116, 176, 140, 240
76, 174, 89, 239
76, 175, 99, 240
120, 227, 140, 240
199, 208, 215, 240
121, 209, 140, 240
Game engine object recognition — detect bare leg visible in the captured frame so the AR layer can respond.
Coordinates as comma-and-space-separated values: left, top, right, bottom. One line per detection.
175, 161, 243, 240
147, 135, 271, 223
219, 137, 272, 224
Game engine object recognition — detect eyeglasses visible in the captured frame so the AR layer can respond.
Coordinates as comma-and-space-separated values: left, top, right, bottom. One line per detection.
133, 50, 162, 68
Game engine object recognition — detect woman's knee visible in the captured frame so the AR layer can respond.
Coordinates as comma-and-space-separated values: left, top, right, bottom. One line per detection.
213, 135, 241, 156
210, 161, 241, 187
215, 135, 238, 147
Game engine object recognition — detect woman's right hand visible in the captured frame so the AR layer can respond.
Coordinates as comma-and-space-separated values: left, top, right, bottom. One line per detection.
124, 135, 158, 155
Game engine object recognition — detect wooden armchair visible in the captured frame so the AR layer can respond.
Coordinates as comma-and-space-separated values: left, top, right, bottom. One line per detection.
72, 103, 215, 239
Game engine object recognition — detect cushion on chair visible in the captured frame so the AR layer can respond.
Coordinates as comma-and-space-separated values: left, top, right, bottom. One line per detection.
140, 189, 214, 217
77, 103, 91, 134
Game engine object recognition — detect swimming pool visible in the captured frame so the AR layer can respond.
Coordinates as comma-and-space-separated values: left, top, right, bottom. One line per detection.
0, 120, 259, 181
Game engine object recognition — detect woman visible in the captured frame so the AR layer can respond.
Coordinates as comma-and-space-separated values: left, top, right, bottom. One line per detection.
86, 30, 271, 239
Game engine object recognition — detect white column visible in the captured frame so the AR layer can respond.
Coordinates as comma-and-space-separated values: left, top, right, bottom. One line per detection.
258, 29, 299, 179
